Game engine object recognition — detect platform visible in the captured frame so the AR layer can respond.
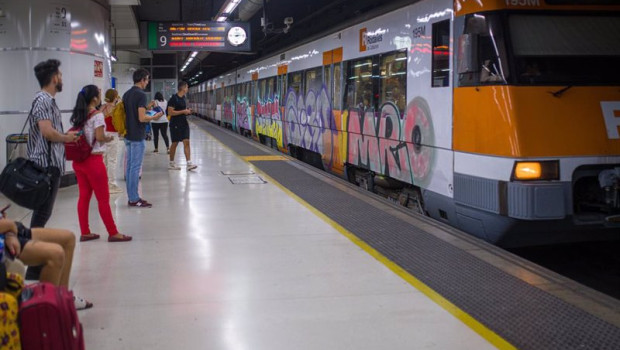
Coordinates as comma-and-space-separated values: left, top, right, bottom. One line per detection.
6, 118, 620, 349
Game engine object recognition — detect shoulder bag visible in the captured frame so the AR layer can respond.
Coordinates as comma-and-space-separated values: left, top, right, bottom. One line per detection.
0, 105, 55, 209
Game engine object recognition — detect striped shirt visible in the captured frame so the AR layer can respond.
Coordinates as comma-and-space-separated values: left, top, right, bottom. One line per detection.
27, 91, 65, 173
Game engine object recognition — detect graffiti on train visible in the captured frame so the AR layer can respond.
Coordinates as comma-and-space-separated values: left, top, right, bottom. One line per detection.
284, 86, 336, 162
346, 97, 435, 186
255, 96, 283, 147
222, 97, 235, 129
235, 96, 252, 131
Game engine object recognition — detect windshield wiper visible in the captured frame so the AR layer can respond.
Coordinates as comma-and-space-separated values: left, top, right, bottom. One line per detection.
549, 85, 573, 98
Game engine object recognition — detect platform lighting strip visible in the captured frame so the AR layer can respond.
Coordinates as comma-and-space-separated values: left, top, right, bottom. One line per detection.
181, 51, 199, 72
182, 0, 242, 76
215, 0, 242, 22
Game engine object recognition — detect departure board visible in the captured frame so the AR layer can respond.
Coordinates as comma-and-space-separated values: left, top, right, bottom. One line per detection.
147, 21, 251, 52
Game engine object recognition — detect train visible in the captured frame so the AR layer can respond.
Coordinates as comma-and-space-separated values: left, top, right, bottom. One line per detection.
188, 0, 620, 247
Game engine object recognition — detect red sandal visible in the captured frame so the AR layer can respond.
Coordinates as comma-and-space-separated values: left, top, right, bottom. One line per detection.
108, 234, 132, 242
80, 233, 100, 242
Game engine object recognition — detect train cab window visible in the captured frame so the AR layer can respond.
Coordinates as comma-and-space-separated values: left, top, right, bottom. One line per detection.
345, 58, 375, 110
432, 20, 451, 87
333, 63, 342, 110
288, 72, 302, 96
457, 14, 509, 86
305, 68, 322, 94
380, 51, 407, 115
510, 14, 620, 85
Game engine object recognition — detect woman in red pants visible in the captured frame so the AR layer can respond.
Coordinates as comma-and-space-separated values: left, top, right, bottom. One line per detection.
69, 85, 132, 242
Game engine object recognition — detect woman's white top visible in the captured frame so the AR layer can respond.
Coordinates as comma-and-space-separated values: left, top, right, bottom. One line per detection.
84, 111, 106, 153
151, 100, 168, 124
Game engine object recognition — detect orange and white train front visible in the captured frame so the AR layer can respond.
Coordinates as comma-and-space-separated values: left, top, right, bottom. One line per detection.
448, 0, 620, 246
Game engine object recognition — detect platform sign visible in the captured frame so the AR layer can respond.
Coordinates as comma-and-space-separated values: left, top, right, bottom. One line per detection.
148, 21, 250, 52
94, 60, 103, 77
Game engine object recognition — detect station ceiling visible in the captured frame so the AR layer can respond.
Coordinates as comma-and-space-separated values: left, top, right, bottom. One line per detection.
126, 0, 413, 81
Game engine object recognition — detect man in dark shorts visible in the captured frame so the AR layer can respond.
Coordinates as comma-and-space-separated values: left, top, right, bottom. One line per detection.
167, 81, 197, 171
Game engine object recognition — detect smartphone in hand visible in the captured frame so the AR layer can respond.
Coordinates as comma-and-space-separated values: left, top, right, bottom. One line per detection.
1, 203, 10, 218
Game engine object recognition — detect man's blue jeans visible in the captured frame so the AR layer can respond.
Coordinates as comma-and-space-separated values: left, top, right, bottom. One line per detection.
125, 139, 145, 202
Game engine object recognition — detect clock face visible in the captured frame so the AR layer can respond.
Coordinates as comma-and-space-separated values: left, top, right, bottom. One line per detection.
227, 27, 247, 46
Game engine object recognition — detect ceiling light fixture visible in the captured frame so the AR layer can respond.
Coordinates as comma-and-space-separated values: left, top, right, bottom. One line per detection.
215, 0, 242, 22
181, 51, 199, 72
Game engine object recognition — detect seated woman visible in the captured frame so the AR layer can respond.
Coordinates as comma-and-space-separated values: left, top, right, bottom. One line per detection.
0, 214, 93, 310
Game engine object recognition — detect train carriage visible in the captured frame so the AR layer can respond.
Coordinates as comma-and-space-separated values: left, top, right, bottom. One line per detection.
190, 0, 620, 247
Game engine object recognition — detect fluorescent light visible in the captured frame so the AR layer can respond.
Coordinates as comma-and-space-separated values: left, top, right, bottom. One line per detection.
223, 0, 241, 15
110, 54, 117, 62
190, 51, 198, 58
216, 16, 227, 22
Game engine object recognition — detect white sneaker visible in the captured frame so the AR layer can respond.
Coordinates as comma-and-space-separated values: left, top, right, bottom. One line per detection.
74, 295, 93, 310
169, 162, 181, 170
109, 184, 123, 194
187, 163, 198, 171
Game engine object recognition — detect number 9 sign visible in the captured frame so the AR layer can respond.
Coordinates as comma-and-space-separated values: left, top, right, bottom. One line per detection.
160, 36, 167, 47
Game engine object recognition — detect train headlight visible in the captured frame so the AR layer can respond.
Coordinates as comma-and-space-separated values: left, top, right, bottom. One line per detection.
512, 161, 559, 181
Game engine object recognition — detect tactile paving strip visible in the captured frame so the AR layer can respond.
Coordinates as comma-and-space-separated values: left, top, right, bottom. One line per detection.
197, 120, 620, 350
194, 119, 269, 157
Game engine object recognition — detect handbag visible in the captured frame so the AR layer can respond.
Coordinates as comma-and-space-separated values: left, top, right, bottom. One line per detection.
0, 104, 55, 210
65, 110, 97, 163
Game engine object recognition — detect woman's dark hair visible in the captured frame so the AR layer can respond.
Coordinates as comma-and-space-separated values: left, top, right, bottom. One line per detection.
154, 92, 164, 102
70, 85, 99, 127
34, 59, 61, 88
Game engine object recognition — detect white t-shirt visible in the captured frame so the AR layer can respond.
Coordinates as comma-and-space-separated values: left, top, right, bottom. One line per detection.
151, 100, 168, 124
84, 111, 107, 153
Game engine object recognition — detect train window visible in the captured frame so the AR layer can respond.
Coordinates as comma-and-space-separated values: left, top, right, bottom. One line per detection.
288, 72, 302, 96
333, 63, 342, 110
266, 77, 275, 98
432, 20, 450, 87
305, 68, 322, 94
380, 51, 407, 114
345, 58, 374, 110
259, 79, 266, 101
281, 74, 287, 102
238, 83, 245, 100
325, 65, 332, 96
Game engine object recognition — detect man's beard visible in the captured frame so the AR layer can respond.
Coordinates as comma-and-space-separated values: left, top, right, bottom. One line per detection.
56, 82, 63, 92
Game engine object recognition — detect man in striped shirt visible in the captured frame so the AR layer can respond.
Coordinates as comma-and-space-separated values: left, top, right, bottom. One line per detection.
25, 59, 79, 280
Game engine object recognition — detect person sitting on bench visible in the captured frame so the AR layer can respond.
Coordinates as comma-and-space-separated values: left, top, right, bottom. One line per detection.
0, 213, 93, 310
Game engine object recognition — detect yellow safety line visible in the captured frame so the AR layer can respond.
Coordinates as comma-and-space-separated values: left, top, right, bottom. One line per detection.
242, 155, 289, 161
194, 122, 516, 350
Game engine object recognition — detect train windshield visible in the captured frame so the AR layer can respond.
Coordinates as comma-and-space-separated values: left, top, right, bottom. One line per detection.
457, 12, 620, 86
509, 14, 620, 85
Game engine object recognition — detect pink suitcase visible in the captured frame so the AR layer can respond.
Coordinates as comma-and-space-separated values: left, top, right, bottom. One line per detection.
19, 282, 85, 350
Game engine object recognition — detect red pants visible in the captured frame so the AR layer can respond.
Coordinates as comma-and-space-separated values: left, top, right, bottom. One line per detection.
73, 154, 119, 236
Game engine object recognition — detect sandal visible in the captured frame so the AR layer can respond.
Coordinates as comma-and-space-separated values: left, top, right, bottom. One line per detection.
73, 295, 93, 310
108, 233, 132, 242
80, 233, 100, 242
